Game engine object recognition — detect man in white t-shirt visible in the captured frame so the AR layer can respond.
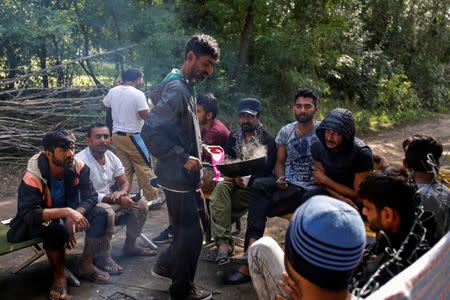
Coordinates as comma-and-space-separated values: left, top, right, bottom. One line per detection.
102, 68, 158, 203
76, 123, 156, 276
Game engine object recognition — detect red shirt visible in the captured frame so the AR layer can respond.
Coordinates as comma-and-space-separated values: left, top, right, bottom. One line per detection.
201, 119, 230, 160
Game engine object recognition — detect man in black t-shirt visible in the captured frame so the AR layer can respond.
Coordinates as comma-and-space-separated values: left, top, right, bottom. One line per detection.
307, 108, 373, 208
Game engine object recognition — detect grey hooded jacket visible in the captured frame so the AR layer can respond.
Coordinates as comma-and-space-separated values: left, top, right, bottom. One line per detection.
141, 75, 202, 191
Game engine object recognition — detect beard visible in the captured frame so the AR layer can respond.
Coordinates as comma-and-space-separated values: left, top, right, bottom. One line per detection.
295, 113, 314, 124
241, 123, 257, 133
92, 144, 108, 156
52, 156, 73, 169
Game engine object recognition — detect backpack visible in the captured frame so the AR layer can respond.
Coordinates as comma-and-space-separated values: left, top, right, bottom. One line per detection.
144, 77, 183, 106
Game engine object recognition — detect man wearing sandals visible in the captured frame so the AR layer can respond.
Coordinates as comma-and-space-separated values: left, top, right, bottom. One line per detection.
7, 129, 110, 300
76, 123, 157, 275
207, 98, 276, 267
224, 89, 320, 284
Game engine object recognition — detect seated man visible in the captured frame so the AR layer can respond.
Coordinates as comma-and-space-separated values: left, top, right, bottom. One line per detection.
76, 123, 156, 274
208, 98, 276, 265
248, 195, 366, 300
225, 89, 320, 284
7, 129, 110, 300
402, 134, 449, 245
309, 108, 373, 207
152, 92, 230, 244
350, 172, 431, 298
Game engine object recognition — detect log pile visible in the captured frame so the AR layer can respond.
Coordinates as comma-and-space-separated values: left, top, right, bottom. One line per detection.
0, 86, 108, 163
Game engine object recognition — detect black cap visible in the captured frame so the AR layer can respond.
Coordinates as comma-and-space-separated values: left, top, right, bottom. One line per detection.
237, 98, 261, 116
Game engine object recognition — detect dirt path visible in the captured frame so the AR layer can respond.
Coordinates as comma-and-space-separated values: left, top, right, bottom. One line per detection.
362, 113, 450, 167
0, 113, 448, 299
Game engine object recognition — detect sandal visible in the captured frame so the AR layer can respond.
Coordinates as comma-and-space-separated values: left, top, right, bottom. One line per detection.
77, 269, 111, 284
202, 249, 217, 262
215, 250, 231, 266
49, 284, 67, 300
95, 257, 123, 275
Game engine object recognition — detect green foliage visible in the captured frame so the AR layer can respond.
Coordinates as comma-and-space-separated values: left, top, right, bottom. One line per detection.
0, 0, 448, 135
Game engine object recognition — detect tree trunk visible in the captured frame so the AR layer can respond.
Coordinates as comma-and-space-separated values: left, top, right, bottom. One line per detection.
233, 1, 254, 91
73, 0, 102, 86
5, 42, 19, 90
39, 41, 49, 88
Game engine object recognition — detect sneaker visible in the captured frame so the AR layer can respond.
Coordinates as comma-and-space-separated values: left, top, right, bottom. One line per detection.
169, 286, 212, 300
151, 263, 172, 282
187, 286, 212, 300
152, 226, 173, 244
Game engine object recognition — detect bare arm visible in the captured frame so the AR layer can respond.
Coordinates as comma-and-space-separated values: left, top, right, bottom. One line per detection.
274, 144, 287, 179
138, 109, 150, 119
274, 144, 288, 190
312, 161, 363, 202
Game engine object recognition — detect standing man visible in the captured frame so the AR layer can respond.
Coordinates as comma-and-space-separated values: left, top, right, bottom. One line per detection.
141, 34, 220, 300
151, 92, 230, 245
224, 89, 320, 284
208, 98, 276, 268
102, 68, 158, 204
308, 108, 373, 207
7, 130, 110, 300
76, 123, 156, 275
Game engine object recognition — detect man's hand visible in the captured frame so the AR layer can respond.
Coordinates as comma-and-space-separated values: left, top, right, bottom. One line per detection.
110, 190, 128, 202
64, 207, 89, 232
276, 176, 288, 190
63, 219, 77, 249
312, 166, 329, 185
276, 272, 300, 300
118, 195, 139, 211
183, 156, 202, 171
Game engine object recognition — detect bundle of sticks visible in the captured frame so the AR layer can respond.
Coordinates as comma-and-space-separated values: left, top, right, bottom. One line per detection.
0, 86, 107, 163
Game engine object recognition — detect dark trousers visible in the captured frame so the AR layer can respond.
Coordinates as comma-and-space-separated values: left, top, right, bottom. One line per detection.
157, 189, 204, 300
36, 206, 107, 250
244, 176, 306, 251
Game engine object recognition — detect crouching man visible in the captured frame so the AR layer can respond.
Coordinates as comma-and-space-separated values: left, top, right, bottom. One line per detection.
7, 129, 110, 300
76, 123, 156, 275
248, 195, 366, 300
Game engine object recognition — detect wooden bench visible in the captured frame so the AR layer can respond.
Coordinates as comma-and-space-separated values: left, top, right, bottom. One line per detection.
0, 219, 80, 287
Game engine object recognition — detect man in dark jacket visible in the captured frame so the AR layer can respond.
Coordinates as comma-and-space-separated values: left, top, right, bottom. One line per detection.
208, 98, 276, 269
308, 108, 373, 208
141, 33, 220, 300
7, 129, 109, 300
350, 173, 430, 298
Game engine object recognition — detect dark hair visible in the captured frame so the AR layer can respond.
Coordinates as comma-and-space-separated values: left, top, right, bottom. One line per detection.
294, 89, 318, 106
86, 122, 109, 137
403, 134, 443, 172
122, 68, 143, 82
359, 172, 418, 229
42, 129, 76, 151
197, 93, 219, 119
185, 34, 220, 60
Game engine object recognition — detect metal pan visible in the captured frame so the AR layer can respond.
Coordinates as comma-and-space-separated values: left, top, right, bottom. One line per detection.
216, 156, 267, 177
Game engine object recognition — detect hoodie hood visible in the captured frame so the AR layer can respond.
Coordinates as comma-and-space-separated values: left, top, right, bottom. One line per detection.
162, 68, 185, 83
316, 108, 355, 150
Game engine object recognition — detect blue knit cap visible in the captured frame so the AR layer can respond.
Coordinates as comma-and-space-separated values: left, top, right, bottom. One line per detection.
285, 196, 366, 290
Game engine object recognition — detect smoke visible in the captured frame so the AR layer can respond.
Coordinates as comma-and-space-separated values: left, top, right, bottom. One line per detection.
224, 140, 267, 164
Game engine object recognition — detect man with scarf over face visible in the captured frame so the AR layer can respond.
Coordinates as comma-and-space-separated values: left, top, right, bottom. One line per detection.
306, 108, 373, 208
207, 98, 276, 268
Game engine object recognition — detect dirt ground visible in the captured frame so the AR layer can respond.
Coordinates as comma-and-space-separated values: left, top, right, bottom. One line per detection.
0, 113, 448, 299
